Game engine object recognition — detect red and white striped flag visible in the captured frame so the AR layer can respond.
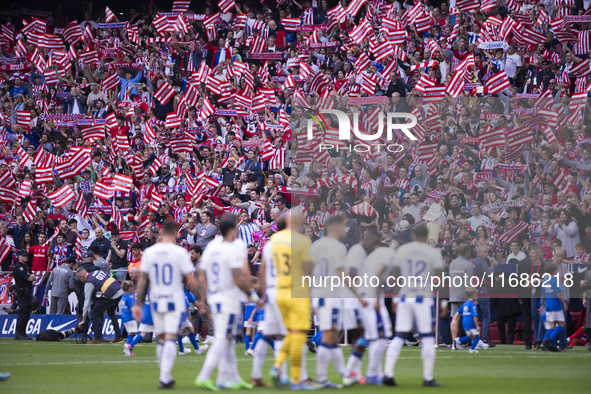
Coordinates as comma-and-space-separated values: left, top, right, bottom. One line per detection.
81, 125, 105, 143
154, 81, 176, 104
94, 181, 114, 200
74, 192, 88, 218
553, 168, 571, 194
507, 126, 533, 146
105, 7, 116, 22
75, 236, 82, 261
23, 199, 37, 223
199, 97, 215, 119
149, 157, 163, 176
112, 201, 124, 230
351, 201, 376, 217
47, 185, 76, 208
18, 179, 32, 198
102, 72, 120, 92
485, 70, 511, 95
16, 110, 30, 126
144, 121, 157, 145
0, 236, 11, 262
54, 147, 91, 179
63, 21, 82, 44
498, 221, 529, 243
346, 0, 367, 17
172, 0, 192, 13
112, 174, 133, 193
218, 0, 235, 13
83, 24, 94, 43
568, 58, 590, 78
35, 166, 54, 184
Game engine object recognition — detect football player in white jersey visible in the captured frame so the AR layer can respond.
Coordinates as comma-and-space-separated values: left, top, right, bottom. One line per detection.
384, 225, 444, 387
309, 216, 349, 388
132, 220, 200, 389
195, 215, 256, 391
343, 227, 382, 383
355, 246, 395, 385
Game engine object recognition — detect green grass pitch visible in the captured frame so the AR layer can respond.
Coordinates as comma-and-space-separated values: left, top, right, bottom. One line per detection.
1, 339, 590, 393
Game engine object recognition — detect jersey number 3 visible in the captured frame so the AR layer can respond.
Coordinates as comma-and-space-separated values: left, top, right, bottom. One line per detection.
274, 253, 290, 276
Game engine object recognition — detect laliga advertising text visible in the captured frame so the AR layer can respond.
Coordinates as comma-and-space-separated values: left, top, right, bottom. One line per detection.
302, 272, 574, 293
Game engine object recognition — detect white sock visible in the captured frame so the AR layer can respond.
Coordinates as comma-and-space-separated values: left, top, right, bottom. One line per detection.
198, 337, 229, 381
421, 336, 436, 381
384, 337, 404, 378
227, 344, 241, 384
160, 339, 177, 384
274, 339, 289, 382
367, 339, 387, 378
156, 341, 163, 367
330, 346, 347, 378
251, 340, 269, 380
300, 343, 309, 382
215, 347, 232, 387
316, 344, 331, 383
346, 352, 362, 376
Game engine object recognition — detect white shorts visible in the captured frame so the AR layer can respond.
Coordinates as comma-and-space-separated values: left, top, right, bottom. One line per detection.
138, 324, 154, 333
124, 321, 138, 334
152, 311, 183, 335
244, 321, 258, 329
257, 320, 266, 332
180, 318, 193, 330
342, 307, 362, 330
395, 298, 434, 335
264, 294, 287, 336
543, 321, 552, 330
465, 328, 480, 337
213, 311, 240, 340
546, 310, 565, 323
359, 298, 392, 340
313, 298, 342, 331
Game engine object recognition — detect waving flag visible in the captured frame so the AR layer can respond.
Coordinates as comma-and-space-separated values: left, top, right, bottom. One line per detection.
16, 110, 30, 126
568, 58, 590, 78
346, 0, 367, 17
154, 81, 176, 105
498, 221, 529, 243
218, 0, 235, 13
94, 180, 114, 200
149, 157, 163, 176
485, 70, 510, 95
105, 7, 116, 22
74, 192, 88, 218
55, 147, 91, 179
102, 72, 120, 92
351, 201, 376, 217
81, 125, 105, 143
35, 166, 54, 184
47, 185, 76, 208
112, 201, 124, 230
63, 21, 82, 44
172, 0, 192, 13
112, 174, 133, 193
23, 199, 37, 223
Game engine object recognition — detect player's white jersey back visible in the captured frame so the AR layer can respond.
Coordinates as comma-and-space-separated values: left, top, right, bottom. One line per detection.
309, 237, 348, 298
200, 237, 247, 309
262, 241, 276, 291
393, 241, 443, 298
358, 247, 395, 298
141, 243, 194, 313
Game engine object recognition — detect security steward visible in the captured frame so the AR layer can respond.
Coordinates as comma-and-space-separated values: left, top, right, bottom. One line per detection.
76, 267, 124, 344
13, 250, 36, 340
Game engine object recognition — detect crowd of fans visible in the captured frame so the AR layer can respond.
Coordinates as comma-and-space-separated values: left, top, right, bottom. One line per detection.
0, 0, 590, 348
